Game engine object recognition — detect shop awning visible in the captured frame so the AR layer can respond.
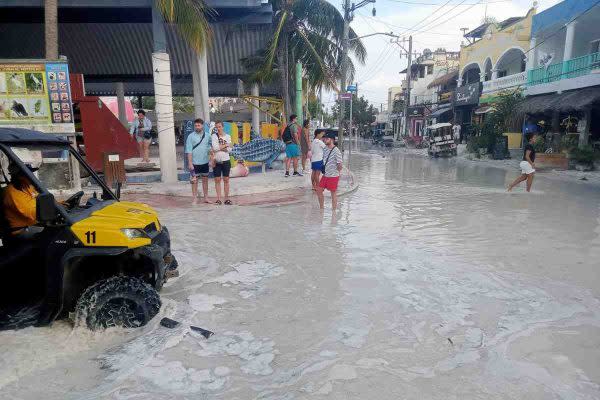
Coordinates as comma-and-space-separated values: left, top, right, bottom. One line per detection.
429, 105, 452, 118
474, 106, 496, 114
518, 87, 600, 114
427, 70, 459, 89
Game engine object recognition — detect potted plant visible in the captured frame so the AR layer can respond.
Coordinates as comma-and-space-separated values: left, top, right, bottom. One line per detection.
534, 136, 569, 170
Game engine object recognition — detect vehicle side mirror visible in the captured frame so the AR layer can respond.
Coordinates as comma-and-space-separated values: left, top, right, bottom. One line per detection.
36, 192, 57, 224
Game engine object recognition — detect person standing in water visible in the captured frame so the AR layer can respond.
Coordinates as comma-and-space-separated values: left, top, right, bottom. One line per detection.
211, 121, 233, 205
317, 132, 343, 209
508, 133, 537, 192
310, 129, 326, 191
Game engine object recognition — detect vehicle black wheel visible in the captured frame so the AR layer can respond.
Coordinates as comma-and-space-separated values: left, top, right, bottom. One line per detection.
74, 276, 161, 330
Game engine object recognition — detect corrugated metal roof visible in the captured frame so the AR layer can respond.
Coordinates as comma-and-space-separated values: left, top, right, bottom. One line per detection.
0, 23, 270, 77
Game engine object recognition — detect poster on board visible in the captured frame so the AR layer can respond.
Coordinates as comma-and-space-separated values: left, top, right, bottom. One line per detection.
0, 61, 74, 130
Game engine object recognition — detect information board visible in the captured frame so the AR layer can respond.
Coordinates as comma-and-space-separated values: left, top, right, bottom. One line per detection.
0, 61, 74, 128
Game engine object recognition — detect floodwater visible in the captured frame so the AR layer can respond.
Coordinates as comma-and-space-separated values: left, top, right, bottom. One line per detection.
2, 144, 600, 399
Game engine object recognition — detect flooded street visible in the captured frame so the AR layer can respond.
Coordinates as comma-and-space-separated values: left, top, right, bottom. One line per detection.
3, 145, 600, 399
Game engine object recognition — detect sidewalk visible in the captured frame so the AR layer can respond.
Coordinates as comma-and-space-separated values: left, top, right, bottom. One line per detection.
122, 167, 357, 206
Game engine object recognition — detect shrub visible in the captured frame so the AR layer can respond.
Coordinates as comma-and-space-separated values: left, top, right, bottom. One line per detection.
533, 136, 545, 152
569, 145, 597, 165
560, 135, 579, 152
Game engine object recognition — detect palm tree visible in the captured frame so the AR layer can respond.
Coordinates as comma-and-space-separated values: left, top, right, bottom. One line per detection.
154, 0, 213, 53
45, 0, 58, 59
255, 0, 366, 117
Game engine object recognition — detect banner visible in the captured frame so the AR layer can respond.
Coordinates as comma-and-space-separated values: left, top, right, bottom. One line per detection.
0, 61, 73, 126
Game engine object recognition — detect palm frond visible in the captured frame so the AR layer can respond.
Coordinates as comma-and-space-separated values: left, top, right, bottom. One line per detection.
348, 27, 367, 64
255, 10, 289, 82
155, 0, 214, 53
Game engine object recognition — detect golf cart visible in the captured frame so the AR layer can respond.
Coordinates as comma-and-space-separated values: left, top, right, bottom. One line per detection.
426, 123, 457, 157
0, 128, 177, 330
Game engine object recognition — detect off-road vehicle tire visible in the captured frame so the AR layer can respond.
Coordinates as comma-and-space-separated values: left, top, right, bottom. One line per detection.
74, 276, 161, 330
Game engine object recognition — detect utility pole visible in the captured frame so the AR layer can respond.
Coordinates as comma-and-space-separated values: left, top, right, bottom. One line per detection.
402, 36, 413, 138
339, 0, 376, 151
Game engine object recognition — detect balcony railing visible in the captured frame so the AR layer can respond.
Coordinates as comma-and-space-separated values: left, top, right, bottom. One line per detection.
528, 51, 600, 86
482, 71, 527, 94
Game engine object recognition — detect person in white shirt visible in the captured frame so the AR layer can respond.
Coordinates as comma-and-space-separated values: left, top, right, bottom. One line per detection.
317, 132, 343, 210
310, 129, 326, 191
211, 121, 233, 205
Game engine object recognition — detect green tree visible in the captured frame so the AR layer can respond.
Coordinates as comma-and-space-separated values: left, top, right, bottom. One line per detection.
332, 94, 377, 131
253, 0, 367, 117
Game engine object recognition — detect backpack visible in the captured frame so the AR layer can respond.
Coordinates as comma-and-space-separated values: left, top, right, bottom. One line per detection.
282, 125, 293, 144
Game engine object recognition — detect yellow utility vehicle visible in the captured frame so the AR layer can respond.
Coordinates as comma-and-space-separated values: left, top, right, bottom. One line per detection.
0, 128, 177, 330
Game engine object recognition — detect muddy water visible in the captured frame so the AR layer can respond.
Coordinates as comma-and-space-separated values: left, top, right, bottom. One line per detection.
2, 146, 600, 399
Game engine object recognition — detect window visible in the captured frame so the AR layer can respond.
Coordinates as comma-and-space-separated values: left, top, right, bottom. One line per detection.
427, 65, 434, 75
498, 70, 507, 78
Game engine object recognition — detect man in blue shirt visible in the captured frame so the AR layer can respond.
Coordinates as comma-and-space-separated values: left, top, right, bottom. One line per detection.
185, 118, 212, 204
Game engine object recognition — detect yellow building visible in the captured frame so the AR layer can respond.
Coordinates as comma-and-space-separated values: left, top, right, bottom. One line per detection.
458, 8, 536, 103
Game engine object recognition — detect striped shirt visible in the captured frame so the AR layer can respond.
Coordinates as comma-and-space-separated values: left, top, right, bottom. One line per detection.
322, 146, 342, 177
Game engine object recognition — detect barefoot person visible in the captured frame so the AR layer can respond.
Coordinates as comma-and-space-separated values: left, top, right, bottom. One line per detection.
283, 114, 302, 177
310, 129, 326, 190
212, 121, 233, 205
129, 109, 152, 163
317, 132, 343, 210
508, 133, 537, 192
300, 119, 311, 173
185, 118, 212, 204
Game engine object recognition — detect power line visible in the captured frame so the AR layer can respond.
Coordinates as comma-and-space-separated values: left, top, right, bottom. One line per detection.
358, 13, 461, 36
399, 0, 454, 35
383, 0, 508, 5
410, 0, 470, 34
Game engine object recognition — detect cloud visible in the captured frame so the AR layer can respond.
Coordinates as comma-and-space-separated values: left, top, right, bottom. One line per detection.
338, 0, 562, 108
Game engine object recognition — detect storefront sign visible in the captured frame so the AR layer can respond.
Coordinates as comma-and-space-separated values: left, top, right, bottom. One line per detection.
453, 82, 481, 107
0, 61, 74, 127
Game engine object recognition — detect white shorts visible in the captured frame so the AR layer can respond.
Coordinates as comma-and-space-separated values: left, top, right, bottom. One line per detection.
519, 161, 535, 175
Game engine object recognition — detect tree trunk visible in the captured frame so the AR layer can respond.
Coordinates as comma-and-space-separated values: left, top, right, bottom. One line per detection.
277, 35, 292, 119
45, 0, 59, 59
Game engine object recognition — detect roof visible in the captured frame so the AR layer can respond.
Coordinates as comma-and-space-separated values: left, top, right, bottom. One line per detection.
0, 128, 70, 145
464, 14, 528, 39
518, 87, 600, 114
532, 0, 598, 36
427, 70, 458, 89
0, 2, 273, 97
427, 123, 452, 130
429, 106, 452, 118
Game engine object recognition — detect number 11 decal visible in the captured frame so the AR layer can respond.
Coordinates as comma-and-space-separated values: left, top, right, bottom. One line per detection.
85, 231, 97, 244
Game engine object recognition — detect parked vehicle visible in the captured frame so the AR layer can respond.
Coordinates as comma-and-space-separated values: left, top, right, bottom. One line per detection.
0, 128, 177, 331
426, 123, 457, 157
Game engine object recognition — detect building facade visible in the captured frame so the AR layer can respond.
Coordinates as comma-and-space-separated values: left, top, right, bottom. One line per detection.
403, 49, 460, 139
520, 0, 600, 148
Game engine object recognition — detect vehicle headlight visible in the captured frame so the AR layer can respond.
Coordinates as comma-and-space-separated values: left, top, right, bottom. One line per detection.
121, 228, 149, 239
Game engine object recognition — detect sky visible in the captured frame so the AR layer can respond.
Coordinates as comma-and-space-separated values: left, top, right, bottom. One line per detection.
324, 0, 562, 111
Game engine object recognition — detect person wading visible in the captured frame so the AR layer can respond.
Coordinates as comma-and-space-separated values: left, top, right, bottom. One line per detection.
300, 119, 311, 173
310, 129, 326, 191
317, 132, 343, 209
508, 133, 538, 192
185, 118, 212, 204
211, 121, 233, 205
129, 109, 152, 163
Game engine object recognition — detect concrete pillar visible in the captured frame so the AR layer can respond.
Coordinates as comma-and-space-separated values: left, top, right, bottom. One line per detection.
563, 21, 577, 61
152, 52, 177, 183
457, 77, 463, 87
491, 69, 498, 81
526, 37, 537, 70
116, 82, 127, 126
251, 83, 260, 134
579, 108, 591, 148
152, 5, 177, 182
551, 110, 560, 133
191, 54, 202, 119
197, 49, 210, 122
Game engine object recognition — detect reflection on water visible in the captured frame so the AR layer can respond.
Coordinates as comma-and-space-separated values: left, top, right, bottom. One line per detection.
342, 145, 600, 293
